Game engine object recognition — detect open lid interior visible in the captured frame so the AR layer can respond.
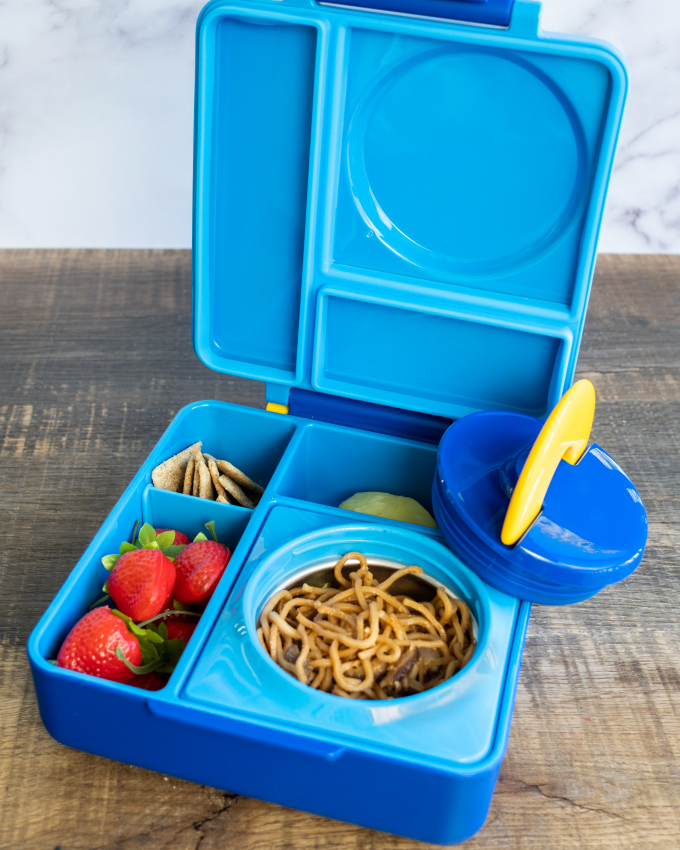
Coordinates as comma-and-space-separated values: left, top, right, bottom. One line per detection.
192, 0, 627, 422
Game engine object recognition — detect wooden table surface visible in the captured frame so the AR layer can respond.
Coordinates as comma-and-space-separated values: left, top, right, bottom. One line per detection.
1, 250, 678, 850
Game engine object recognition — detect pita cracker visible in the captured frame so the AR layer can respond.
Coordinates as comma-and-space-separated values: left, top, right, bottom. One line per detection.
183, 458, 195, 495
192, 453, 201, 497
216, 494, 229, 504
209, 456, 264, 495
206, 457, 234, 503
152, 441, 202, 492
218, 474, 255, 509
196, 452, 214, 500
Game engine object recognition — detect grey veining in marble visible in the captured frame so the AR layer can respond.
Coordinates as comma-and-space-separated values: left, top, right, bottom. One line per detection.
0, 0, 678, 251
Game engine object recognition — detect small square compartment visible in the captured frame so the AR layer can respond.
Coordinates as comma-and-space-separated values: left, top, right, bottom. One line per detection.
276, 422, 438, 519
142, 486, 252, 552
159, 401, 297, 493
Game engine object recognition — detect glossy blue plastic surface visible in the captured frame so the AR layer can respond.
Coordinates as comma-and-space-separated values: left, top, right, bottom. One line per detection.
28, 401, 531, 844
322, 0, 515, 29
289, 387, 452, 443
432, 411, 648, 604
193, 0, 627, 420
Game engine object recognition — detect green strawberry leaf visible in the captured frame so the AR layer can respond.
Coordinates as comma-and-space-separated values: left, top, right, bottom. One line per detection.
137, 523, 157, 547
155, 530, 175, 550
111, 608, 192, 680
163, 637, 187, 668
115, 645, 161, 675
102, 578, 110, 594
193, 532, 208, 543
119, 541, 137, 555
101, 553, 120, 571
110, 609, 162, 643
137, 637, 160, 666
163, 544, 186, 559
205, 521, 219, 543
173, 598, 193, 612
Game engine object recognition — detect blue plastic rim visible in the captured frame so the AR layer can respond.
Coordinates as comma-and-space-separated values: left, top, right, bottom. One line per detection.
433, 411, 648, 604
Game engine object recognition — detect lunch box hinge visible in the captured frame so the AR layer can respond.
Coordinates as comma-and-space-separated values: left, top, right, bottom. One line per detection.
288, 389, 452, 444
318, 0, 515, 27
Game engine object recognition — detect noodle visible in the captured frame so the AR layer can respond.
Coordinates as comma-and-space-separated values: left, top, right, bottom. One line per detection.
259, 553, 476, 700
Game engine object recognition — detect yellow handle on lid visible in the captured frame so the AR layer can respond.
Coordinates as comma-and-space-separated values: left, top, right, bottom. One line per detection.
500, 379, 596, 546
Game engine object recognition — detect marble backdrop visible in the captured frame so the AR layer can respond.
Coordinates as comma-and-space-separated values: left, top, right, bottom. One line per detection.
0, 0, 677, 251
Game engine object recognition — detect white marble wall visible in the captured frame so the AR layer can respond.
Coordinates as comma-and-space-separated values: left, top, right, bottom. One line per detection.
0, 0, 678, 251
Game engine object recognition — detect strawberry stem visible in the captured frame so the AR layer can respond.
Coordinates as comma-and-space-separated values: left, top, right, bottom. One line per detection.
88, 593, 111, 610
205, 521, 218, 543
115, 644, 162, 675
137, 610, 201, 628
130, 519, 141, 544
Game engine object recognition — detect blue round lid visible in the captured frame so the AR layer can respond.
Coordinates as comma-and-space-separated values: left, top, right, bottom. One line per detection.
432, 383, 648, 604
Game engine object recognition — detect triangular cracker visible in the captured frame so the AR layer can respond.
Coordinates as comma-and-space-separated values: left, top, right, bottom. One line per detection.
196, 452, 214, 500
183, 457, 195, 495
206, 457, 234, 503
208, 455, 264, 495
218, 474, 255, 509
192, 451, 201, 497
152, 441, 202, 492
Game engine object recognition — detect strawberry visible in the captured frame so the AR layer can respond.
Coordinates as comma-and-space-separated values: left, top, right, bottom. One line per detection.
57, 607, 142, 684
164, 619, 196, 645
129, 672, 167, 691
109, 548, 176, 622
156, 599, 200, 625
173, 540, 231, 605
155, 528, 190, 546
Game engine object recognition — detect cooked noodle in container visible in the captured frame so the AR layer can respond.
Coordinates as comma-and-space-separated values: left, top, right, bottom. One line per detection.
258, 552, 477, 700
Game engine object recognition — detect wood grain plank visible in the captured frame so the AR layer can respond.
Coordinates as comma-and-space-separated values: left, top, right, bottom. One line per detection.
1, 251, 679, 850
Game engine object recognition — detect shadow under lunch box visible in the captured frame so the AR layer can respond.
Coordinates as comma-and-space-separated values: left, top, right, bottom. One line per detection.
28, 0, 629, 844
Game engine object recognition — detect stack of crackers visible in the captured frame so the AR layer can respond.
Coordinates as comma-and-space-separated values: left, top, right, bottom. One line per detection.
151, 441, 264, 508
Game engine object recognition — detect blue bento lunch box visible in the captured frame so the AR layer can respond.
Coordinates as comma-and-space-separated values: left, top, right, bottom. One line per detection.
28, 0, 631, 844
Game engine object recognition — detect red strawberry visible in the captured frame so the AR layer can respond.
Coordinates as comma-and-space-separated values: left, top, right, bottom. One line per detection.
164, 619, 197, 645
155, 528, 190, 546
173, 541, 231, 605
157, 601, 197, 624
109, 548, 176, 622
57, 608, 142, 684
130, 672, 167, 691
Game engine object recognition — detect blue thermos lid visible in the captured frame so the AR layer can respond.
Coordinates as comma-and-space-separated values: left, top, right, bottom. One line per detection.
432, 380, 648, 604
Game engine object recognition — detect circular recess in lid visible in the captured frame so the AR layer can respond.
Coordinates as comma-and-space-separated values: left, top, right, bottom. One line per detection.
346, 46, 589, 278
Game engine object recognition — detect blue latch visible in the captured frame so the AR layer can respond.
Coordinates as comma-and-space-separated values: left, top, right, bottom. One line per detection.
320, 0, 515, 27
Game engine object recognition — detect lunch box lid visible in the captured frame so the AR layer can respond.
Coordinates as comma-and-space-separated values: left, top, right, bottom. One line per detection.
191, 0, 628, 424
432, 380, 648, 603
